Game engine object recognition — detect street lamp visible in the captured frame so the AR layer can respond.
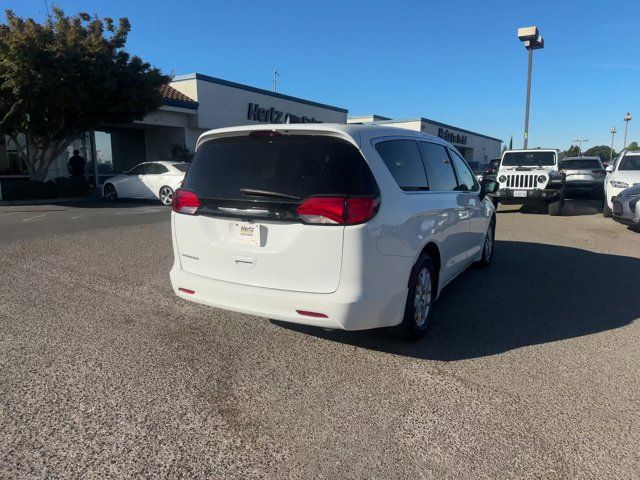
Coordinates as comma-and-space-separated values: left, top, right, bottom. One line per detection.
623, 112, 632, 150
518, 26, 544, 149
610, 127, 617, 163
572, 139, 588, 155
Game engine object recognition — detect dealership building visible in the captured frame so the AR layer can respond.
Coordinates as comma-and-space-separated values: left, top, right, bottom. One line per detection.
347, 115, 502, 167
0, 73, 501, 189
0, 73, 347, 188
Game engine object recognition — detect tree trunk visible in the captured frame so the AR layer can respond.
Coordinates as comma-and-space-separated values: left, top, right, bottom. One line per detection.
26, 136, 72, 182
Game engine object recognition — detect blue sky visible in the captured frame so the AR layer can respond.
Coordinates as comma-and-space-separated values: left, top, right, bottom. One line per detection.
6, 0, 640, 149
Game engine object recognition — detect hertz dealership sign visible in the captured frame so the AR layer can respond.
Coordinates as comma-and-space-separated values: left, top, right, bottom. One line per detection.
247, 103, 321, 124
438, 128, 468, 145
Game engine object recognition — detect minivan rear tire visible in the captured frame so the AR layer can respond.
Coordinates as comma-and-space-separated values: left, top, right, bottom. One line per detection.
391, 254, 437, 340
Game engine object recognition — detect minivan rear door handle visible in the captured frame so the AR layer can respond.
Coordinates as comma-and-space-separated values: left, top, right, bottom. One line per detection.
233, 256, 256, 268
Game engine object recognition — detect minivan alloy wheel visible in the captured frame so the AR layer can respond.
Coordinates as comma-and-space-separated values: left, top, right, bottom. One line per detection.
483, 226, 494, 260
413, 268, 432, 327
160, 186, 174, 206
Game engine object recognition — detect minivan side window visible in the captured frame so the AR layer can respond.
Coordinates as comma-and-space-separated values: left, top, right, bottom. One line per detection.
448, 149, 478, 192
375, 140, 429, 191
417, 142, 458, 191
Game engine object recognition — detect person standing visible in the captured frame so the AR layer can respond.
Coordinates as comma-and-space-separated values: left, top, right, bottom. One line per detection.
68, 149, 86, 178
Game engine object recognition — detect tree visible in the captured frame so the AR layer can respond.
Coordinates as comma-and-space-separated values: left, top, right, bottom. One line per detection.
626, 141, 640, 151
583, 145, 615, 162
560, 145, 580, 159
0, 8, 170, 180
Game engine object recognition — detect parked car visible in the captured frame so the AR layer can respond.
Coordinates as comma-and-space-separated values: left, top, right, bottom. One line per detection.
102, 161, 189, 205
483, 158, 501, 180
559, 156, 606, 196
474, 158, 500, 183
169, 124, 499, 339
603, 150, 640, 217
494, 149, 566, 215
612, 184, 640, 228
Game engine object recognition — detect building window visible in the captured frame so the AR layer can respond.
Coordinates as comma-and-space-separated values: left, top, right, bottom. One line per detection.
0, 134, 29, 175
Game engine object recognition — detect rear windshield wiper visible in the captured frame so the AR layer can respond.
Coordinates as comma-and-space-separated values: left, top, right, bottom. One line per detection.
239, 188, 301, 201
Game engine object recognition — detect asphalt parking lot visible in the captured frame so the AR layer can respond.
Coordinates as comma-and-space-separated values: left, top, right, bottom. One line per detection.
0, 198, 639, 479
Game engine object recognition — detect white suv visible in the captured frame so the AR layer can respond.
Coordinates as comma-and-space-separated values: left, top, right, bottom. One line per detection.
169, 124, 498, 339
603, 150, 640, 218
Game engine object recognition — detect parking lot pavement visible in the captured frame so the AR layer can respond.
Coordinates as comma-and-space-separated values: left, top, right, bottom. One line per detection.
0, 199, 638, 478
0, 200, 169, 242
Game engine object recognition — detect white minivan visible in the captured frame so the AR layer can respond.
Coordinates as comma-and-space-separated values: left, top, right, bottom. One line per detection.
170, 124, 498, 339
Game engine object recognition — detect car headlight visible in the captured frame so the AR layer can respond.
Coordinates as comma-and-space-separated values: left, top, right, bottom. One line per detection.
610, 181, 630, 188
537, 175, 547, 183
498, 175, 507, 183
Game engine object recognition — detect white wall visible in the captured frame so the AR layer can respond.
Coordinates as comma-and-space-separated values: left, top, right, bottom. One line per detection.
419, 121, 501, 164
171, 76, 347, 131
372, 119, 501, 164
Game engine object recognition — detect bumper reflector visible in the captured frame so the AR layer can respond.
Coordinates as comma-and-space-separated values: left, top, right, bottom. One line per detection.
179, 288, 195, 295
296, 310, 328, 318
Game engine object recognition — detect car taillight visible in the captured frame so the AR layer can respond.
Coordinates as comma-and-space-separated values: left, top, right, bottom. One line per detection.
172, 189, 201, 215
296, 196, 379, 225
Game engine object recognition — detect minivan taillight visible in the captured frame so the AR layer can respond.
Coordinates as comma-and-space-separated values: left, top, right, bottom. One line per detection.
296, 196, 379, 225
172, 189, 201, 215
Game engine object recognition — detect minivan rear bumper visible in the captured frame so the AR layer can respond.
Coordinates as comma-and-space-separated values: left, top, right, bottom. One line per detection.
170, 264, 408, 331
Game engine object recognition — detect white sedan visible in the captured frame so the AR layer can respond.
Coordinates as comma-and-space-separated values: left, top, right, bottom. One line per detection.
102, 161, 189, 205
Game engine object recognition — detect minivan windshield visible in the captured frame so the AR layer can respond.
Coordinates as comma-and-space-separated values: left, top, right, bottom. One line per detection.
502, 151, 556, 167
182, 134, 378, 201
618, 155, 640, 171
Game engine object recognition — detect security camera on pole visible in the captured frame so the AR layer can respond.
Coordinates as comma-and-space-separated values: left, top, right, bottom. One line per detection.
517, 26, 544, 149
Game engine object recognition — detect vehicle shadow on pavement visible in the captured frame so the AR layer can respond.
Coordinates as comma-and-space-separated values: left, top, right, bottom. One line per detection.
498, 198, 603, 217
274, 240, 640, 361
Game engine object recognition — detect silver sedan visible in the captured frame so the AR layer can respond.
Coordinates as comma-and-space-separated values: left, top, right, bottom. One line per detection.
612, 184, 640, 228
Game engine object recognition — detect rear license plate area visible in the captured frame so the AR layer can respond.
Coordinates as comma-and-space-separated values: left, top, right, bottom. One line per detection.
229, 222, 262, 246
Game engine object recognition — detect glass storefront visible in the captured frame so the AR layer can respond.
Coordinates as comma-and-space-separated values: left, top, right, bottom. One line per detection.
0, 134, 29, 176
94, 128, 146, 185
1, 128, 148, 188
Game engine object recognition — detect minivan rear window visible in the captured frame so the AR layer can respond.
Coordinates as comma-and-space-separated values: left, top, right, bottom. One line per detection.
182, 134, 378, 200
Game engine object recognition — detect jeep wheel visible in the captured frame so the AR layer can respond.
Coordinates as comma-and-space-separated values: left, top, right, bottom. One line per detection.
603, 203, 613, 218
548, 192, 565, 216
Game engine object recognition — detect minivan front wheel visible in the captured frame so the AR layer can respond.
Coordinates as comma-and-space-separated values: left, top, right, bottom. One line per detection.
475, 217, 495, 267
393, 254, 436, 340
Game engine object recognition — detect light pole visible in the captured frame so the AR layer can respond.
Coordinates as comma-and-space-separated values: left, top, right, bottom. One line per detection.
610, 127, 617, 163
623, 112, 632, 150
572, 139, 588, 155
518, 26, 544, 149
272, 69, 280, 92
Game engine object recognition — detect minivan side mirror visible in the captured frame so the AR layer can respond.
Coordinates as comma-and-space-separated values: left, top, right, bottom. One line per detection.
605, 165, 614, 173
480, 179, 499, 200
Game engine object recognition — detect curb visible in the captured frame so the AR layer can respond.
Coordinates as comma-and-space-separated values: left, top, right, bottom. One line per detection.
0, 196, 101, 206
